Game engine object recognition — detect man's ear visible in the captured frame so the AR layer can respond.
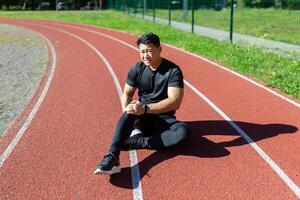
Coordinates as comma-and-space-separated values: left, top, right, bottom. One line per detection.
159, 46, 162, 53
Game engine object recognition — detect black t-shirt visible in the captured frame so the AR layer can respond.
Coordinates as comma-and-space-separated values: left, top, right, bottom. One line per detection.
126, 58, 184, 116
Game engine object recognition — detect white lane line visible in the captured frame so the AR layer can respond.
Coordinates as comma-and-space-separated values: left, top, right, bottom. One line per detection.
0, 31, 57, 167
23, 23, 144, 200
164, 43, 300, 109
57, 22, 300, 109
184, 80, 300, 198
35, 22, 300, 198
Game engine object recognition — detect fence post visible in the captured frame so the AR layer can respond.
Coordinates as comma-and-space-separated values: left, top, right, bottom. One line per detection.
145, 0, 147, 15
127, 0, 130, 14
191, 0, 194, 33
168, 0, 171, 27
183, 0, 188, 21
153, 0, 156, 22
134, 0, 137, 16
230, 0, 234, 42
142, 1, 145, 19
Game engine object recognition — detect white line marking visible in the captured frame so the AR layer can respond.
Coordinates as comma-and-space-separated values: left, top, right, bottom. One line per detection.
39, 22, 300, 198
23, 23, 144, 200
58, 22, 300, 109
27, 21, 300, 198
0, 31, 57, 167
164, 44, 300, 109
184, 80, 300, 198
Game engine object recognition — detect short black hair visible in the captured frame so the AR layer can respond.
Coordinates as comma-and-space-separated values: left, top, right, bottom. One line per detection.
136, 32, 160, 47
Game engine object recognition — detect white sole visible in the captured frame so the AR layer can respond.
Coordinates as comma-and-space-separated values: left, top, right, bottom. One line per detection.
130, 128, 142, 137
94, 166, 121, 175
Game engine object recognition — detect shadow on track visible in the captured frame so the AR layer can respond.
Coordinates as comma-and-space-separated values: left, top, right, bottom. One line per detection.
109, 120, 298, 189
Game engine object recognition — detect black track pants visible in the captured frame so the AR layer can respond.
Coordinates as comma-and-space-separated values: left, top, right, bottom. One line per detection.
108, 112, 190, 157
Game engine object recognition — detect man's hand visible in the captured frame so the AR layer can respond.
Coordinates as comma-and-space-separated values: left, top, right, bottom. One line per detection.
125, 100, 145, 115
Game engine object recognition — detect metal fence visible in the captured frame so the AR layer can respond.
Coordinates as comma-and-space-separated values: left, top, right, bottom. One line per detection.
105, 0, 300, 47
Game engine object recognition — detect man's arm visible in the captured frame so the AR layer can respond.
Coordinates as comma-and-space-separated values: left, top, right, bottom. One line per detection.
121, 83, 136, 112
126, 87, 184, 115
147, 87, 184, 114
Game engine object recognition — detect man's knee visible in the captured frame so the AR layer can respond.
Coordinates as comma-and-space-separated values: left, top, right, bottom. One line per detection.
173, 122, 190, 140
161, 122, 190, 147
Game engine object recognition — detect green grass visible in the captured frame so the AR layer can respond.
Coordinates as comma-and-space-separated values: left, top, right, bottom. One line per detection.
144, 8, 300, 45
0, 10, 299, 100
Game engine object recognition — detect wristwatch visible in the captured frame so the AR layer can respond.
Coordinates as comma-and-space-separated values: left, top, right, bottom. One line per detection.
142, 104, 149, 114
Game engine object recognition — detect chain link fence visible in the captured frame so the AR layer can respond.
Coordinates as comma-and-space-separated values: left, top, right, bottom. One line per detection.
106, 0, 300, 46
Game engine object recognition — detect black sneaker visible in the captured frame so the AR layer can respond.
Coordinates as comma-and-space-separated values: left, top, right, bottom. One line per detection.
122, 133, 148, 150
94, 153, 121, 175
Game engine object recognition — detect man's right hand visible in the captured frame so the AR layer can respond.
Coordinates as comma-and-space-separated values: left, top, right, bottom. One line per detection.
125, 101, 145, 115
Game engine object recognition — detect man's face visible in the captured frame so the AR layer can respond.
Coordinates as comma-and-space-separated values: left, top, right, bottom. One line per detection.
138, 43, 162, 67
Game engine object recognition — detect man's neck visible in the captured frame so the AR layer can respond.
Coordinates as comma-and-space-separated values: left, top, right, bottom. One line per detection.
149, 57, 162, 71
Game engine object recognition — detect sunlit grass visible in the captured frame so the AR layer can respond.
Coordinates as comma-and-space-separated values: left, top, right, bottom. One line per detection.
143, 8, 300, 45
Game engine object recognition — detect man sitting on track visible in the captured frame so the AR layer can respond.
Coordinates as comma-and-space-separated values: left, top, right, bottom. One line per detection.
94, 32, 190, 175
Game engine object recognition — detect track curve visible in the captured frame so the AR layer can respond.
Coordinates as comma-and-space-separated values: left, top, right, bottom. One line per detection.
0, 19, 299, 200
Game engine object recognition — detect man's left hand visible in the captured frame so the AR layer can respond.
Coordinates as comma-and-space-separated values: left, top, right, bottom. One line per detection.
125, 101, 145, 115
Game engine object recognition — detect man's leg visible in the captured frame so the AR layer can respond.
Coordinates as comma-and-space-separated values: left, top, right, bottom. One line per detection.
94, 112, 138, 175
143, 121, 190, 149
124, 116, 190, 150
158, 121, 190, 147
108, 112, 138, 157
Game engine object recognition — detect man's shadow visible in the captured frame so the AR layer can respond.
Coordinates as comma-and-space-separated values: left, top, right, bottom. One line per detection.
109, 120, 298, 189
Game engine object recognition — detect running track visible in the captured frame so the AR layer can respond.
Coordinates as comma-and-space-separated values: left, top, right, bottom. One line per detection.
0, 19, 299, 200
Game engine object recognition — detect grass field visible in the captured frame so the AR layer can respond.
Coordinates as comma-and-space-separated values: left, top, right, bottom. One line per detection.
0, 10, 299, 100
143, 8, 300, 45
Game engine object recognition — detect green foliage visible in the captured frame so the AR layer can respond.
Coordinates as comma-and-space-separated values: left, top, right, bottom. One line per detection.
145, 8, 300, 46
108, 0, 300, 9
284, 0, 300, 9
243, 0, 300, 8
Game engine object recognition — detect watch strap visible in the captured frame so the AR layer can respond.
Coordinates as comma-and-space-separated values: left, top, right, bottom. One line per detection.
143, 103, 148, 114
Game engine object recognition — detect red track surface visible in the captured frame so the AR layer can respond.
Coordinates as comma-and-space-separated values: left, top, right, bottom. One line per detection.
0, 19, 299, 200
